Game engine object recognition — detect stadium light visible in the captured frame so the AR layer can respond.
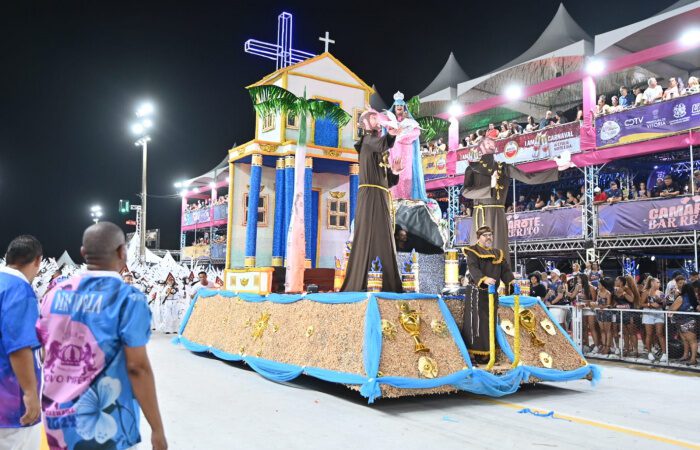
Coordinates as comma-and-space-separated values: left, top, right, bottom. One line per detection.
504, 85, 523, 100
680, 28, 700, 46
136, 102, 155, 118
585, 58, 606, 76
448, 103, 462, 117
90, 205, 103, 223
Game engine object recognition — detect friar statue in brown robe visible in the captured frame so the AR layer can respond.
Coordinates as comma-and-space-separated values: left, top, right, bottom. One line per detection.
461, 138, 573, 260
342, 110, 404, 292
460, 226, 515, 360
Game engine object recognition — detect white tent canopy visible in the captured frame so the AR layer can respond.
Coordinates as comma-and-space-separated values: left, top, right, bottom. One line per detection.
419, 52, 470, 103
181, 155, 229, 189
56, 251, 77, 269
452, 4, 593, 125
594, 1, 700, 79
369, 84, 388, 111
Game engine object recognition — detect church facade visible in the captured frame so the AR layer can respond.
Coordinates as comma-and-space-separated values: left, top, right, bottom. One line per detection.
224, 53, 373, 292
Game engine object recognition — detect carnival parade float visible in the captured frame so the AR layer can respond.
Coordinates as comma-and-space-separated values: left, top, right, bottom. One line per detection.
173, 12, 598, 402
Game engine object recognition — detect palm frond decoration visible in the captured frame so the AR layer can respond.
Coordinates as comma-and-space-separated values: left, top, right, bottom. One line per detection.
307, 99, 352, 127
406, 95, 421, 118
416, 116, 451, 142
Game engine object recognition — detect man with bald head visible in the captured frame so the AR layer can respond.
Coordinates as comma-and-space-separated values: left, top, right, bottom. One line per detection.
37, 222, 167, 450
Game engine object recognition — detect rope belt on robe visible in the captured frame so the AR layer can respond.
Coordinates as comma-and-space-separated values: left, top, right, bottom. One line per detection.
473, 204, 505, 228
359, 184, 395, 230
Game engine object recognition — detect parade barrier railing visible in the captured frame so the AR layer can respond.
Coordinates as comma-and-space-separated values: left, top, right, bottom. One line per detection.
541, 303, 700, 372
173, 290, 600, 402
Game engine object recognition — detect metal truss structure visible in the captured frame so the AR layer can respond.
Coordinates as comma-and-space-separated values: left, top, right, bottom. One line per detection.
596, 232, 698, 250
446, 185, 460, 246
507, 239, 586, 254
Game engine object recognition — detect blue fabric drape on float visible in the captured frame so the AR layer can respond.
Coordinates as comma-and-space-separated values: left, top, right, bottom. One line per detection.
304, 160, 314, 267
272, 158, 285, 264
349, 164, 358, 224
174, 291, 600, 403
283, 156, 295, 261
245, 155, 263, 265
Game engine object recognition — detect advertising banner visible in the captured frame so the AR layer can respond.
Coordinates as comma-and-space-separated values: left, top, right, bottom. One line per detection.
596, 93, 700, 147
422, 153, 449, 180
456, 122, 581, 174
598, 196, 700, 236
454, 206, 583, 245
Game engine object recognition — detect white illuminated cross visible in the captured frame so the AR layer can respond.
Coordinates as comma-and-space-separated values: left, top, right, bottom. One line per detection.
319, 31, 335, 53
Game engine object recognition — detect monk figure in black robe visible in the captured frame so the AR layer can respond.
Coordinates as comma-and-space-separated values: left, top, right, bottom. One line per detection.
461, 225, 515, 361
342, 111, 404, 292
461, 139, 572, 260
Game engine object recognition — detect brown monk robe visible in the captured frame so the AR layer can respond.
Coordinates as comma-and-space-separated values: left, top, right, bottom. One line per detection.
341, 124, 404, 292
461, 149, 559, 260
460, 226, 515, 359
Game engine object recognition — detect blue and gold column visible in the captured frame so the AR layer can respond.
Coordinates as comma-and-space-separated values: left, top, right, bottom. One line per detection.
244, 153, 263, 267
304, 156, 314, 268
271, 157, 285, 267
283, 155, 295, 264
349, 163, 359, 224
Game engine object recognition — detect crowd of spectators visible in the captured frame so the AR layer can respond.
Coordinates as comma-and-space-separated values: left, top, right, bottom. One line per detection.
421, 110, 573, 156
524, 263, 700, 366
595, 77, 700, 116
184, 194, 229, 213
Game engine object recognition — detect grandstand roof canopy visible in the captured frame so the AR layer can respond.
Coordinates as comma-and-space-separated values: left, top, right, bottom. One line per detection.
417, 2, 699, 132
182, 156, 229, 188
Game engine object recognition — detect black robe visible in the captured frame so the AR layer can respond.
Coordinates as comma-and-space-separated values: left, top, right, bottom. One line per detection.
461, 154, 559, 260
460, 244, 515, 356
341, 132, 403, 292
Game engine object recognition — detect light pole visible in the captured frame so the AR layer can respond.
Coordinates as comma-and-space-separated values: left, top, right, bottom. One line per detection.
90, 205, 103, 223
131, 101, 155, 263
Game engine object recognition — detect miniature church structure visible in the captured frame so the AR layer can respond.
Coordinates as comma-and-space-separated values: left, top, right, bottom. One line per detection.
224, 52, 373, 293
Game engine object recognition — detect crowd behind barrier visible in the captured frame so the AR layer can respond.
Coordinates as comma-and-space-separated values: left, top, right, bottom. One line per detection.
509, 268, 700, 370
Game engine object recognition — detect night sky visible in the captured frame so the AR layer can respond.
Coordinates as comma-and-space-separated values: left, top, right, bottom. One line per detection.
2, 0, 676, 259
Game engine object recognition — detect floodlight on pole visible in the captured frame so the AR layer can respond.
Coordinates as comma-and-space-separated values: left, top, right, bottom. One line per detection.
504, 85, 523, 100
585, 58, 606, 76
130, 101, 156, 264
136, 102, 155, 118
680, 28, 700, 46
90, 205, 103, 223
174, 181, 182, 188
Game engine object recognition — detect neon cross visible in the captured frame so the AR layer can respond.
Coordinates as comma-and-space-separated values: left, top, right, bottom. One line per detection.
244, 12, 316, 70
319, 31, 335, 53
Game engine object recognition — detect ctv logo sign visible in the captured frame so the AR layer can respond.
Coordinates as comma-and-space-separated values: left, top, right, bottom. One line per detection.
624, 117, 644, 126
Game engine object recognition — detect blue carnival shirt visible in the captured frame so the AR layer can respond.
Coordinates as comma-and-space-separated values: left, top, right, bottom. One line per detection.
0, 267, 41, 428
38, 271, 151, 450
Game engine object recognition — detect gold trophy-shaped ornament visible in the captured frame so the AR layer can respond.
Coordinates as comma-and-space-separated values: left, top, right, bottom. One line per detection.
519, 309, 545, 347
398, 302, 430, 353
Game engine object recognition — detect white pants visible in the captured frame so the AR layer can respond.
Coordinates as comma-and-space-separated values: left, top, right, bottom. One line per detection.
0, 424, 41, 450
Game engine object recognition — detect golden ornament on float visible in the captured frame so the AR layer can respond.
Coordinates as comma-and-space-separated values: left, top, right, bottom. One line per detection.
500, 319, 515, 337
540, 318, 556, 335
381, 319, 397, 340
398, 301, 430, 353
519, 309, 545, 347
430, 319, 448, 337
418, 356, 439, 378
252, 312, 271, 340
539, 352, 553, 368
